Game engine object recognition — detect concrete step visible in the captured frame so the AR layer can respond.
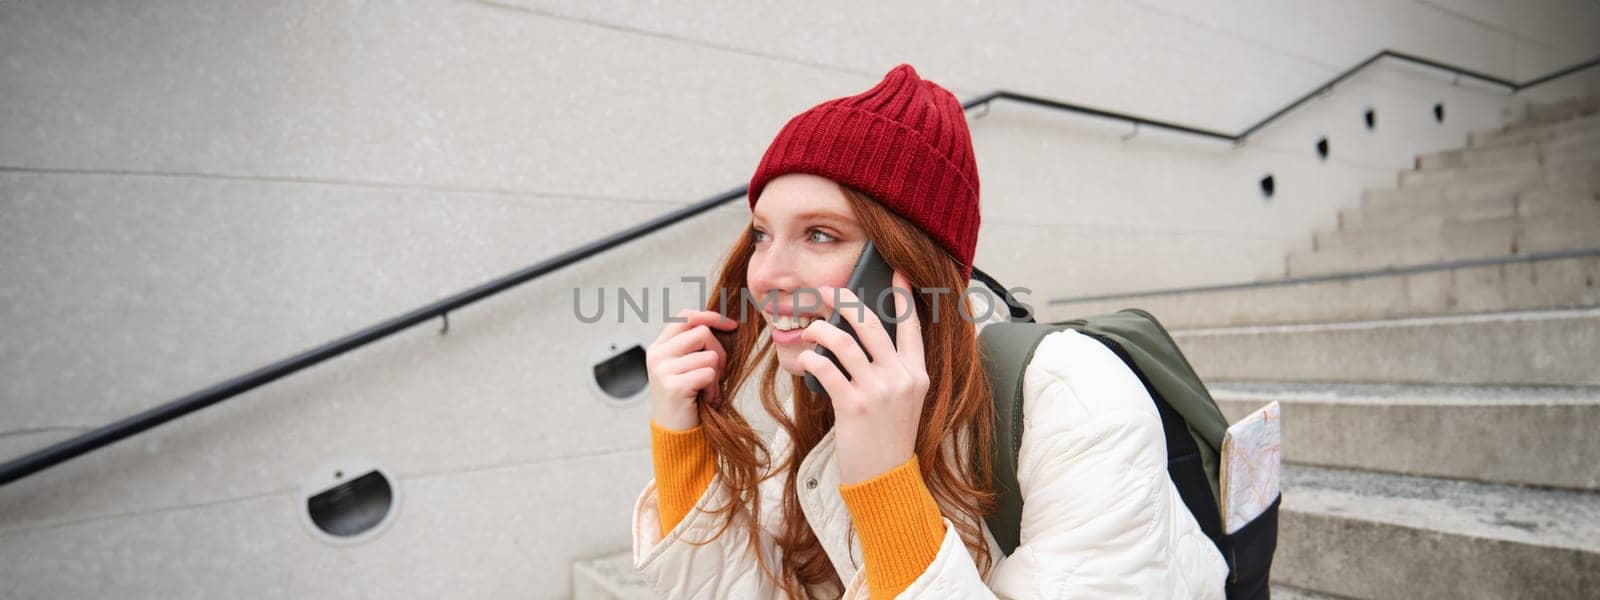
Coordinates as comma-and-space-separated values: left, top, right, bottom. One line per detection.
1275, 465, 1600, 599
1340, 186, 1598, 232
1288, 244, 1493, 280
1401, 154, 1599, 190
1173, 306, 1600, 386
1270, 586, 1343, 600
1548, 159, 1600, 194
1039, 253, 1600, 329
1213, 382, 1600, 490
1508, 206, 1600, 255
572, 551, 651, 600
1469, 112, 1600, 149
1323, 213, 1493, 254
1341, 190, 1518, 232
1357, 177, 1524, 210
1540, 127, 1600, 162
1519, 186, 1600, 217
1358, 159, 1598, 219
1312, 205, 1600, 258
1399, 160, 1543, 189
1416, 140, 1538, 170
1417, 126, 1600, 170
1337, 191, 1510, 232
1294, 208, 1600, 277
1523, 95, 1600, 125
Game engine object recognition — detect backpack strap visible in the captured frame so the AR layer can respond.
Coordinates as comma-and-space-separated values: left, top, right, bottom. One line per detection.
1078, 330, 1225, 546
1062, 309, 1227, 450
976, 321, 1060, 556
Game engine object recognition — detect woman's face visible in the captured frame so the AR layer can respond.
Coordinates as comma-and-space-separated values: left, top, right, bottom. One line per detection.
746, 173, 867, 376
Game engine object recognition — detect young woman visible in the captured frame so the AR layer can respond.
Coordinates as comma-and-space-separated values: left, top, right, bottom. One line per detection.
631, 64, 1228, 599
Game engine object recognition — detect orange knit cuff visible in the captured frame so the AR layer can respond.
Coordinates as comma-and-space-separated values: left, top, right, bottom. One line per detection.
650, 420, 717, 538
838, 455, 947, 599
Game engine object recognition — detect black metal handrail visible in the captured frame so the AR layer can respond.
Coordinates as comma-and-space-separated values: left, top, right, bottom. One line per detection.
0, 185, 742, 485
963, 50, 1600, 142
3, 50, 1597, 486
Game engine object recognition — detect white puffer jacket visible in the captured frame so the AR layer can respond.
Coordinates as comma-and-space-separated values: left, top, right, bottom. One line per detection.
631, 326, 1229, 598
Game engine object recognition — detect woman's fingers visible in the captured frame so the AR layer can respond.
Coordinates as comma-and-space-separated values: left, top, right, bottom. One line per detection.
652, 309, 736, 349
649, 310, 692, 348
834, 285, 899, 364
659, 349, 720, 377
650, 309, 737, 350
647, 310, 734, 430
691, 325, 729, 375
650, 324, 704, 368
801, 318, 872, 381
689, 311, 737, 375
645, 308, 738, 421
651, 322, 729, 372
798, 349, 853, 403
810, 285, 894, 364
666, 367, 717, 400
890, 271, 925, 370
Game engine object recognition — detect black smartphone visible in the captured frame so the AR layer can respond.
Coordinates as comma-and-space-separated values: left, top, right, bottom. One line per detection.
803, 240, 898, 400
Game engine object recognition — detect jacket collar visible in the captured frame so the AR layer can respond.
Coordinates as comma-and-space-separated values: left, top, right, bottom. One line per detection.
761, 422, 867, 587
794, 426, 867, 585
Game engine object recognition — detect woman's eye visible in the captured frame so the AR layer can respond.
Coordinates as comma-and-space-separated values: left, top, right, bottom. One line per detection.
808, 229, 836, 243
748, 227, 834, 244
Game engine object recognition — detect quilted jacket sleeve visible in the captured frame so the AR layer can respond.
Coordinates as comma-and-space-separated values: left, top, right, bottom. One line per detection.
845, 329, 1227, 599
984, 330, 1229, 599
632, 472, 788, 598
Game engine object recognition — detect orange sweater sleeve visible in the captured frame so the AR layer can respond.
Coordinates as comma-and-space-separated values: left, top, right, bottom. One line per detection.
650, 419, 717, 538
837, 455, 947, 599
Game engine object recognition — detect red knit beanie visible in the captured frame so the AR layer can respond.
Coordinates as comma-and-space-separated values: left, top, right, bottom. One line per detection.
747, 64, 981, 280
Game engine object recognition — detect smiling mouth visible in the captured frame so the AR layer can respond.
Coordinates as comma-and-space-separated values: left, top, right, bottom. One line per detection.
767, 313, 822, 332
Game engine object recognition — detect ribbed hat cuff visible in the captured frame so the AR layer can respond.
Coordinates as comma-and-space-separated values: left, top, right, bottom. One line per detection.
749, 105, 979, 278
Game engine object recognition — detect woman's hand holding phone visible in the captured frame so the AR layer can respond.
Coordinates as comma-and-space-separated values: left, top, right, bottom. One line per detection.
799, 270, 930, 486
646, 309, 737, 431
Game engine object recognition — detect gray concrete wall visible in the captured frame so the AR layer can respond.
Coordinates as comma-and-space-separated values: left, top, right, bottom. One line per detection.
1, 1, 1597, 597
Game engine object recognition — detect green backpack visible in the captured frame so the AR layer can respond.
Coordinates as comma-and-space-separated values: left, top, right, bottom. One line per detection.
976, 308, 1277, 600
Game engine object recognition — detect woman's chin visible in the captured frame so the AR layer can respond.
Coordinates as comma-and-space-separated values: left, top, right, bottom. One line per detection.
774, 346, 809, 377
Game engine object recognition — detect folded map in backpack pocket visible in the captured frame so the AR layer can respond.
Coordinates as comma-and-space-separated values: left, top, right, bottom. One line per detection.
1220, 401, 1282, 535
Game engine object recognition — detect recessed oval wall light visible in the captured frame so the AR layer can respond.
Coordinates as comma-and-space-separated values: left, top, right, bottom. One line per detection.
299, 457, 400, 546
590, 337, 649, 407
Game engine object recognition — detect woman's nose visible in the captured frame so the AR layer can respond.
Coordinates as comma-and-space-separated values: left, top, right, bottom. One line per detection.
749, 239, 803, 294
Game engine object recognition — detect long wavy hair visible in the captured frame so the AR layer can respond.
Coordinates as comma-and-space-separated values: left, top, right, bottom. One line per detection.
686, 180, 997, 597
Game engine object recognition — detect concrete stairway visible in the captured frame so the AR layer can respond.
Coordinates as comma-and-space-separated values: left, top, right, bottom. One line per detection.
572, 97, 1600, 598
1289, 113, 1598, 277
1087, 95, 1600, 599
572, 552, 653, 600
1043, 95, 1593, 600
